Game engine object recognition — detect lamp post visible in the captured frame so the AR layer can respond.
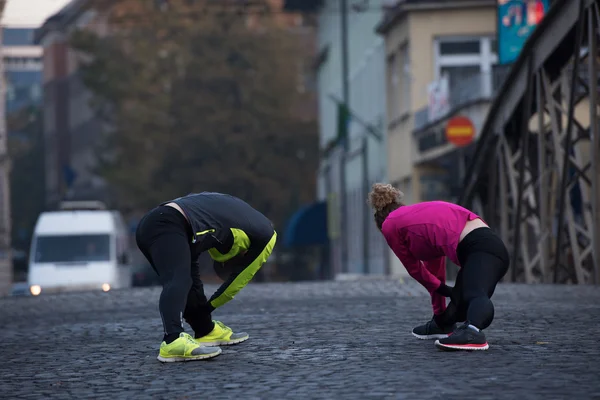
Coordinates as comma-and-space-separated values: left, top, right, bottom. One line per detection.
0, 0, 14, 297
339, 0, 349, 273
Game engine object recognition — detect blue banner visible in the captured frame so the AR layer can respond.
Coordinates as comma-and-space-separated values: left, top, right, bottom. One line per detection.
497, 0, 550, 65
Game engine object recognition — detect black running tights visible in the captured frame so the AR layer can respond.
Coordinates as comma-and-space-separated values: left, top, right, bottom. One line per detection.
135, 206, 214, 342
436, 227, 510, 330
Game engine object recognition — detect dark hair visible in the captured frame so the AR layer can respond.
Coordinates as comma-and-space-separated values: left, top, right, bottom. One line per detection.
366, 183, 405, 230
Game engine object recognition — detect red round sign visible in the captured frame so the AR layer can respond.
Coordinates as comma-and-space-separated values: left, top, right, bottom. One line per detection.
445, 116, 475, 147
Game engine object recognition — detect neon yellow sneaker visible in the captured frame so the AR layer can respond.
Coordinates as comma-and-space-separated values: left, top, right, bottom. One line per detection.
157, 332, 222, 363
195, 320, 250, 346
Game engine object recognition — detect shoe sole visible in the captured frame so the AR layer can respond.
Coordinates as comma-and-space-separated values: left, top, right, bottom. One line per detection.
412, 332, 451, 340
157, 348, 222, 363
434, 340, 489, 351
197, 335, 250, 346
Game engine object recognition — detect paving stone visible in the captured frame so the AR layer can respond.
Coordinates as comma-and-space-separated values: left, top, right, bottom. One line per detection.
1, 281, 599, 399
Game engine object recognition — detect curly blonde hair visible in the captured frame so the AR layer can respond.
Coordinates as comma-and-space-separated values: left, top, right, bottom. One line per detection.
367, 183, 405, 230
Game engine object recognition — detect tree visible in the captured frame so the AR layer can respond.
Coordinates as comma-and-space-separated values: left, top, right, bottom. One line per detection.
8, 106, 45, 257
71, 0, 318, 228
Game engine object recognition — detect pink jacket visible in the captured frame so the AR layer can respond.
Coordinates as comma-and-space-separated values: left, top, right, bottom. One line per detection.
381, 201, 481, 315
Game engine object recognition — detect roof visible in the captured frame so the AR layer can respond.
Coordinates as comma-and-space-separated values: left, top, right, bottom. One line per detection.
33, 0, 89, 44
376, 0, 495, 35
35, 210, 117, 235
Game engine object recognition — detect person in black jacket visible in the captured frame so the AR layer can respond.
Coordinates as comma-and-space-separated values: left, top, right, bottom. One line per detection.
135, 192, 277, 363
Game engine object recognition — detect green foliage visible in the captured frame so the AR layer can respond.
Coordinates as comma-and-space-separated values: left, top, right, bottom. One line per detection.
70, 0, 319, 227
8, 106, 46, 252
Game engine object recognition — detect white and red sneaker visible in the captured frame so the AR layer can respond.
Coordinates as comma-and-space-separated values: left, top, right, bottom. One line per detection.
434, 322, 489, 351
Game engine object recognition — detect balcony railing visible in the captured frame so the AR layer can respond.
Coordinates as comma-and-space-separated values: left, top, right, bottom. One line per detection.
414, 65, 512, 132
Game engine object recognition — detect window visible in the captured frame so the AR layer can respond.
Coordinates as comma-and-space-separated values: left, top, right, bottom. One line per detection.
400, 43, 411, 115
2, 28, 35, 46
388, 53, 400, 119
392, 178, 412, 204
440, 65, 481, 105
5, 70, 44, 112
388, 42, 411, 120
439, 40, 480, 55
34, 234, 111, 263
434, 36, 498, 103
4, 56, 43, 71
420, 172, 450, 201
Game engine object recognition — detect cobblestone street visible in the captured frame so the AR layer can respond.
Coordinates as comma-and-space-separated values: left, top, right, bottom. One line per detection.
1, 280, 599, 399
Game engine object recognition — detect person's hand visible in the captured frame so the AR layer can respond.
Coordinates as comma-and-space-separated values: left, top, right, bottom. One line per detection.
435, 283, 453, 297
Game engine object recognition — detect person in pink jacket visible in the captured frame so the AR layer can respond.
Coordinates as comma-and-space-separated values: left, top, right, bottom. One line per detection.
367, 183, 509, 351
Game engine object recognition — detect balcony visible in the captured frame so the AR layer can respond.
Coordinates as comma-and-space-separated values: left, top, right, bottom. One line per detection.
414, 65, 512, 132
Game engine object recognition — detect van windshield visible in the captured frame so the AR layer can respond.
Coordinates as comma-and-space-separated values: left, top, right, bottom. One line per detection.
34, 234, 111, 263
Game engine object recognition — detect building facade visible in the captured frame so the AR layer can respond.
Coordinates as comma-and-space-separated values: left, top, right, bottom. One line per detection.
3, 27, 43, 114
35, 0, 110, 209
378, 0, 500, 201
377, 0, 510, 275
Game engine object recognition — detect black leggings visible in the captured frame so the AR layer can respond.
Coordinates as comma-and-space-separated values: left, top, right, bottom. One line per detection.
436, 227, 510, 330
135, 206, 214, 341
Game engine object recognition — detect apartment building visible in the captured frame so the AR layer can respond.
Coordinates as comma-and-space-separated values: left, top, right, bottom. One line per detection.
377, 0, 503, 200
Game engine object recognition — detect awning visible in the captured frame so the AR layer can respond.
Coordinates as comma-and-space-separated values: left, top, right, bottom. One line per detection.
282, 201, 329, 248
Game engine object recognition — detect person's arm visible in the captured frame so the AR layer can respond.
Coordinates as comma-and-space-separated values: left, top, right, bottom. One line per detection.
381, 225, 442, 294
209, 232, 277, 309
424, 257, 449, 315
185, 256, 214, 316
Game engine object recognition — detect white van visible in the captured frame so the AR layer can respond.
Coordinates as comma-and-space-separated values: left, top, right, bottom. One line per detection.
27, 201, 132, 296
